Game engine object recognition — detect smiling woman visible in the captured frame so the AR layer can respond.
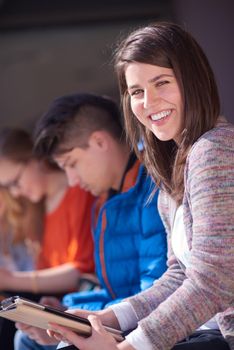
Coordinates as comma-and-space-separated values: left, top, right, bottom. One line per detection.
125, 63, 183, 144
48, 22, 234, 350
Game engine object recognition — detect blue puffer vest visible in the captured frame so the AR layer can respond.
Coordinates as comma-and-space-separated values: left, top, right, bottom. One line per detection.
63, 161, 167, 310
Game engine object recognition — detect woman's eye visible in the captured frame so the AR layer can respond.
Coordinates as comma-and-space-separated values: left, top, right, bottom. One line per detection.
156, 80, 169, 87
130, 89, 143, 96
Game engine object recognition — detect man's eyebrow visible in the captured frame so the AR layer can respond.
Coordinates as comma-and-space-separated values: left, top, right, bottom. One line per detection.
128, 74, 173, 90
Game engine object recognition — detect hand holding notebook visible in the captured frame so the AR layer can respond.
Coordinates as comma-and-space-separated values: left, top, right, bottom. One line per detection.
0, 296, 124, 343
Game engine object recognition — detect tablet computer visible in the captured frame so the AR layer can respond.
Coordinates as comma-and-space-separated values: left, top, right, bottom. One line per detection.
0, 295, 124, 342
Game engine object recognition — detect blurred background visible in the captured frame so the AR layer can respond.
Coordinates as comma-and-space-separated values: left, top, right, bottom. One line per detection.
0, 0, 233, 130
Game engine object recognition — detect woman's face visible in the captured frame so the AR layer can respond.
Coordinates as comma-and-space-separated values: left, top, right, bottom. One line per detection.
125, 62, 183, 143
0, 158, 47, 202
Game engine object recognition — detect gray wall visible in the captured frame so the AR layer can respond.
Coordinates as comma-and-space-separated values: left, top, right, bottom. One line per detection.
0, 24, 126, 128
0, 0, 233, 129
0, 20, 169, 130
173, 0, 234, 123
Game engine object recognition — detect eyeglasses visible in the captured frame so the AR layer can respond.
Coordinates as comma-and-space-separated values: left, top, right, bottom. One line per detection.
3, 165, 26, 191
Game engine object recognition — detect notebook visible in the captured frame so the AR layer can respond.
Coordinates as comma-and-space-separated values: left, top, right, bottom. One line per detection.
0, 295, 124, 342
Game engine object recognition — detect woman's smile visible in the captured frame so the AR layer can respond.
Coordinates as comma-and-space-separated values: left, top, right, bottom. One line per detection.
126, 62, 183, 143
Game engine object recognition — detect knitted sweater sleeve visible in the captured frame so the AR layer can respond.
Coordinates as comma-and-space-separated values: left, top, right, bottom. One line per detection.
127, 127, 234, 349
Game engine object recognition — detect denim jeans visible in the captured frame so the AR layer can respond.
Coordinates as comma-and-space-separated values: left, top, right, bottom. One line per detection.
14, 330, 58, 350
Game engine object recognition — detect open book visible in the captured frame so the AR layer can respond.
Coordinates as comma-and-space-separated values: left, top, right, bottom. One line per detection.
0, 296, 124, 342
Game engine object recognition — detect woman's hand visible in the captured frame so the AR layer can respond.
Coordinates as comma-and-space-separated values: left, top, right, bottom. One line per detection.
15, 323, 58, 345
48, 314, 119, 350
65, 307, 121, 330
14, 297, 64, 345
0, 267, 11, 289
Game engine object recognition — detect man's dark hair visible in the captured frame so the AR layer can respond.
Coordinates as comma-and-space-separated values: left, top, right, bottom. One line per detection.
34, 93, 124, 158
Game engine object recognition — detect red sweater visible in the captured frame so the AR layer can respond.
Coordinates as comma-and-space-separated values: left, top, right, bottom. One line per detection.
37, 185, 95, 273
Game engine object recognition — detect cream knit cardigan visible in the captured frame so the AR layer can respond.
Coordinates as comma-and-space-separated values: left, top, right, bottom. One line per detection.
126, 120, 234, 349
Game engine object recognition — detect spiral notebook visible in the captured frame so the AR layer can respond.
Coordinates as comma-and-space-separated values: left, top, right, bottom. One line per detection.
0, 295, 124, 342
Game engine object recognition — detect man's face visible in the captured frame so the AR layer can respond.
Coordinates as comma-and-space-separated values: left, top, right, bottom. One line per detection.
54, 135, 113, 196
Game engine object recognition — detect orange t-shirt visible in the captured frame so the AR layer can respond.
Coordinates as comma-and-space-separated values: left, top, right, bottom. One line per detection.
37, 185, 95, 273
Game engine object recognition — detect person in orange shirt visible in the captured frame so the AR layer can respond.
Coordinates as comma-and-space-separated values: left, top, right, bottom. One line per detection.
38, 184, 93, 275
0, 127, 95, 295
0, 128, 95, 349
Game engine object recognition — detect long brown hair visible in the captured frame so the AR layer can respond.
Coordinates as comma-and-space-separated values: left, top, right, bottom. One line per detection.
114, 22, 220, 203
0, 127, 60, 171
0, 187, 44, 253
0, 128, 46, 253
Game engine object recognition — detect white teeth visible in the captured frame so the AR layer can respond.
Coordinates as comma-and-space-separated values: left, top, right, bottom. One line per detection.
151, 110, 171, 121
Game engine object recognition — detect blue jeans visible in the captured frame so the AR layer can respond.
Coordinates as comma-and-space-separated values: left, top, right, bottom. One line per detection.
14, 330, 58, 350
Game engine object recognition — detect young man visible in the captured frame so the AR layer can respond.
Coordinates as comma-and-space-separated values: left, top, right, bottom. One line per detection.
15, 93, 167, 350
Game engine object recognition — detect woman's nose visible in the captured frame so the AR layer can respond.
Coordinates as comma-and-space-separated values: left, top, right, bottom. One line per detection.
143, 88, 159, 109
